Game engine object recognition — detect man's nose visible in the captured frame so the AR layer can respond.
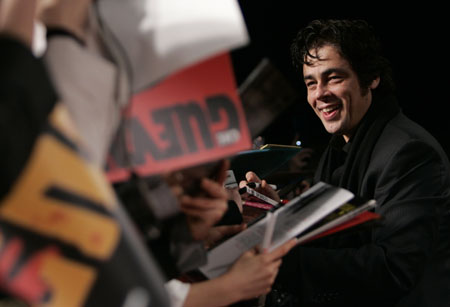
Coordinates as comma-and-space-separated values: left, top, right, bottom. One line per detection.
315, 82, 329, 100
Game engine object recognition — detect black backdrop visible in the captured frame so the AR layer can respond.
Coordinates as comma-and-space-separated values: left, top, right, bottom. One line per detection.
230, 2, 449, 157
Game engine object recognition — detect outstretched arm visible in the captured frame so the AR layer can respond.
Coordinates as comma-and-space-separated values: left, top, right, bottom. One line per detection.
183, 239, 297, 307
0, 0, 37, 46
37, 0, 92, 42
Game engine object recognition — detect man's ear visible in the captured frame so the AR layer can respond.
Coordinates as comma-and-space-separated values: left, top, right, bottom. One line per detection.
370, 77, 380, 90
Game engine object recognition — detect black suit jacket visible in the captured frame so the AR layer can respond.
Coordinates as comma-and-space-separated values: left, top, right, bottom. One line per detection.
275, 112, 450, 307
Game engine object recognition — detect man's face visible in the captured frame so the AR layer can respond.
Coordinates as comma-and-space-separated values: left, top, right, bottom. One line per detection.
303, 44, 375, 142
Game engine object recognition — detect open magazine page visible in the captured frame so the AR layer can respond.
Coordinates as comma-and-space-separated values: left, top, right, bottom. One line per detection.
268, 183, 353, 251
299, 210, 380, 244
296, 199, 377, 244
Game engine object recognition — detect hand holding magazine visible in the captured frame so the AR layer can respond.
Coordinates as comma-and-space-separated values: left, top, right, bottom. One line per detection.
199, 182, 379, 279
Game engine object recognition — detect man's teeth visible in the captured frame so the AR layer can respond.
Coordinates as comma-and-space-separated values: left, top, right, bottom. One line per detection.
322, 106, 338, 113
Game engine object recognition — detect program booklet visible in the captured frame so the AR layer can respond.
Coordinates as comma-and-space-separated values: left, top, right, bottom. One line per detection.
199, 182, 379, 279
229, 144, 303, 183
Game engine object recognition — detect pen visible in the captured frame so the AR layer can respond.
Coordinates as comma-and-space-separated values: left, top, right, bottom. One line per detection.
238, 182, 277, 194
238, 186, 279, 206
247, 182, 278, 190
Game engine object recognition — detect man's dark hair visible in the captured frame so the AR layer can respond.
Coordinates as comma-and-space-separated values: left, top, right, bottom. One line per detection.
291, 19, 395, 95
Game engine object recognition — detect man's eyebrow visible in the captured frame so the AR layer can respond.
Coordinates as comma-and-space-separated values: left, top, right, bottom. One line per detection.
303, 74, 314, 81
303, 68, 348, 81
323, 68, 348, 76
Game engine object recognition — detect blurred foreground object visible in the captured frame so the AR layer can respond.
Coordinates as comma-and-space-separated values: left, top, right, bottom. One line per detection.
95, 0, 249, 93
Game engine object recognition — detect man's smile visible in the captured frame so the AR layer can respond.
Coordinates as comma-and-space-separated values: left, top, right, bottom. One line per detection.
318, 104, 342, 120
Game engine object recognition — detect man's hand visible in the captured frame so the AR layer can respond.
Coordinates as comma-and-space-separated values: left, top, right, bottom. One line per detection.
166, 160, 238, 241
37, 0, 92, 41
226, 186, 243, 212
179, 178, 228, 241
219, 239, 297, 300
239, 171, 280, 202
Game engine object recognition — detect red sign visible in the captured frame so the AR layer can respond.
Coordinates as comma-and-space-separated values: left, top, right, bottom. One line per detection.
106, 53, 251, 182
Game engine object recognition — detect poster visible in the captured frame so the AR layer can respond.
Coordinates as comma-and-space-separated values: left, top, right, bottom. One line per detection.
107, 53, 252, 182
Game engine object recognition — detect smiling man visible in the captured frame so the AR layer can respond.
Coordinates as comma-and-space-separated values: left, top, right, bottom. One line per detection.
266, 19, 450, 307
303, 44, 378, 142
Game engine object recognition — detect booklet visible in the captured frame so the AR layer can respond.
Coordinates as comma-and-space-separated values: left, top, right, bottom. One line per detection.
229, 144, 303, 183
198, 182, 378, 279
296, 198, 377, 244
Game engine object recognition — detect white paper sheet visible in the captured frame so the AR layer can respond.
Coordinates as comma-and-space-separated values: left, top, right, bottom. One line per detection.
96, 0, 249, 93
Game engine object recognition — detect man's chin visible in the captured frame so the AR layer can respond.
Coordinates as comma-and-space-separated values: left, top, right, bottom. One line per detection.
323, 124, 343, 135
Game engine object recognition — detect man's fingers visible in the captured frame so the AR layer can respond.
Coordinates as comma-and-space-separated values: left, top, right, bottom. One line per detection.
183, 208, 224, 221
239, 180, 248, 189
245, 171, 262, 183
240, 171, 262, 189
215, 159, 230, 185
266, 239, 297, 261
215, 224, 247, 236
180, 196, 227, 211
200, 178, 228, 199
243, 248, 258, 258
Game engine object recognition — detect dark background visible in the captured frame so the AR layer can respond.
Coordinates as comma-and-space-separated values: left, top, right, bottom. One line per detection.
230, 2, 449, 157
